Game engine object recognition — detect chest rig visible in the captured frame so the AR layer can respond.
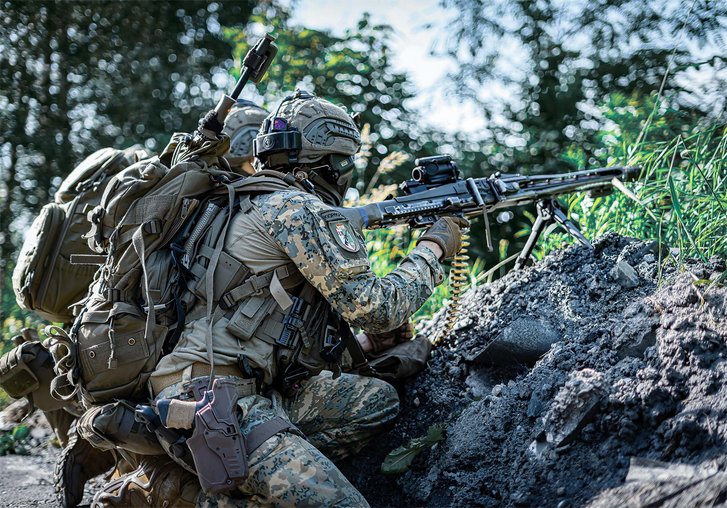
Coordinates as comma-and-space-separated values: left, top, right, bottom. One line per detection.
180, 182, 368, 390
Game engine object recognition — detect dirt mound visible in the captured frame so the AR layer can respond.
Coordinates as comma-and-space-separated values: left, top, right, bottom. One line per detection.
345, 233, 727, 507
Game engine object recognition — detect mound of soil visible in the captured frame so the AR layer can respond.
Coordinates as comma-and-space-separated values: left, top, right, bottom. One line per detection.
344, 233, 727, 507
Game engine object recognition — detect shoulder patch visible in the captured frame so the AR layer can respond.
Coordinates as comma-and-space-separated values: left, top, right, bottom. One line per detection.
328, 219, 360, 253
318, 209, 347, 223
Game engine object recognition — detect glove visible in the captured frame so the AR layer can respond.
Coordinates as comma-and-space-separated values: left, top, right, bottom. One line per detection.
418, 216, 470, 260
363, 322, 415, 354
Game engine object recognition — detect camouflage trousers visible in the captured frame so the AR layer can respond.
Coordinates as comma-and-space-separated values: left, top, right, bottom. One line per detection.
157, 371, 399, 507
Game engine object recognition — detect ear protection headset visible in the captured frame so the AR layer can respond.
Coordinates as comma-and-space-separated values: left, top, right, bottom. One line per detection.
253, 90, 357, 185
253, 91, 308, 167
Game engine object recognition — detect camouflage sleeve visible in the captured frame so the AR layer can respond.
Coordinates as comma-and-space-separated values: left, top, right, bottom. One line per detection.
266, 192, 444, 333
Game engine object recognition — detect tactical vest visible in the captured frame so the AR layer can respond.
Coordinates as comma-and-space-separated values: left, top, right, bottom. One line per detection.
46, 138, 294, 406
177, 190, 365, 390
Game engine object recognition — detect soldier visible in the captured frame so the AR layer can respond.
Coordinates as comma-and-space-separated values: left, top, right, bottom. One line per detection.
0, 99, 269, 508
222, 99, 269, 176
91, 90, 468, 506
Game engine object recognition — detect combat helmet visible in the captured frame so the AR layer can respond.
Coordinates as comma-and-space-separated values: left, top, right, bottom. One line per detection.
254, 90, 361, 205
222, 99, 269, 174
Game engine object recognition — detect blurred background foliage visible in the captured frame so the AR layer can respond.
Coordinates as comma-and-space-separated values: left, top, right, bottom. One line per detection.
1, 0, 726, 349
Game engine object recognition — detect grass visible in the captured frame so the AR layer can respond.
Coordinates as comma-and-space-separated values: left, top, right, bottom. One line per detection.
530, 125, 727, 269
363, 97, 726, 329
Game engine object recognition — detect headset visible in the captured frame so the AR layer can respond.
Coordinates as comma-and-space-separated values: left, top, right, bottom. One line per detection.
253, 91, 305, 167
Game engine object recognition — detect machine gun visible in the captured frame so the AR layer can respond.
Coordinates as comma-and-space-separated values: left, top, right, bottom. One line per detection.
339, 155, 641, 269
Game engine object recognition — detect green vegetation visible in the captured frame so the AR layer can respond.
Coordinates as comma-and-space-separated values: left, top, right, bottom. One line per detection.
365, 93, 726, 325
529, 95, 726, 267
0, 424, 30, 456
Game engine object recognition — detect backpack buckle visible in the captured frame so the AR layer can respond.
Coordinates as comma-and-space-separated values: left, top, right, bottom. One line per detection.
106, 288, 122, 302
220, 293, 236, 310
144, 219, 163, 235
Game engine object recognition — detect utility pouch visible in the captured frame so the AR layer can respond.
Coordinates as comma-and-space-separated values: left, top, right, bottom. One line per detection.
0, 341, 67, 411
75, 299, 167, 404
365, 335, 433, 380
185, 377, 248, 494
190, 249, 249, 305
226, 294, 278, 342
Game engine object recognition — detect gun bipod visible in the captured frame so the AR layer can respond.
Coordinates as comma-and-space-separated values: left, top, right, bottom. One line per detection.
514, 199, 592, 270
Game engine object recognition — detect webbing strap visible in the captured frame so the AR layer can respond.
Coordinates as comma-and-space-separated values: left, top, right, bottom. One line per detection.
339, 317, 374, 375
270, 270, 294, 311
205, 182, 236, 388
245, 416, 304, 454
219, 265, 302, 310
70, 253, 107, 266
132, 226, 156, 344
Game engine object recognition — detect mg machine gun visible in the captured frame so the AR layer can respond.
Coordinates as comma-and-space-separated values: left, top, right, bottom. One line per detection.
340, 155, 641, 269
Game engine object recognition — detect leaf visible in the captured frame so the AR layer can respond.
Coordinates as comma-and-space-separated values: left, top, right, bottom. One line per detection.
12, 425, 29, 441
381, 424, 444, 474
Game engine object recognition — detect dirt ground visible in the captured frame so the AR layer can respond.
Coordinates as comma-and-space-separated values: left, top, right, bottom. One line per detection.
343, 233, 727, 507
1, 233, 725, 507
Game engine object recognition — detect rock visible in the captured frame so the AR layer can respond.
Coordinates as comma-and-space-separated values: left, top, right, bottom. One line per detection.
543, 369, 607, 447
610, 260, 640, 288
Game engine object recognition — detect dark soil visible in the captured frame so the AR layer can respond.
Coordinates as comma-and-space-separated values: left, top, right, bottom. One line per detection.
342, 233, 727, 507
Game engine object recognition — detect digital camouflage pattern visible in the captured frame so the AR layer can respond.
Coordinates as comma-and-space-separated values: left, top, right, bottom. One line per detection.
154, 186, 444, 384
262, 189, 444, 333
156, 371, 395, 507
148, 173, 444, 505
283, 370, 399, 462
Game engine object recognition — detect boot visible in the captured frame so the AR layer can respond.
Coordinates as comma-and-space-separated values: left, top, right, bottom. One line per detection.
91, 455, 201, 507
54, 426, 116, 507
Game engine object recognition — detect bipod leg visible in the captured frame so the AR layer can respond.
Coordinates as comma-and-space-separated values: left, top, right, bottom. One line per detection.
550, 200, 592, 249
514, 200, 552, 270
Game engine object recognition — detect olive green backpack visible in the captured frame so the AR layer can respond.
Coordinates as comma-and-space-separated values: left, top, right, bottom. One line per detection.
46, 138, 292, 405
12, 147, 149, 324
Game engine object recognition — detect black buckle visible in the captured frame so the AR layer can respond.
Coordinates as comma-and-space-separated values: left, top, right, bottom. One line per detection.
319, 325, 344, 363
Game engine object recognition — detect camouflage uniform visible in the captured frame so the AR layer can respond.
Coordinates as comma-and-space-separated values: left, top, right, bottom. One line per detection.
150, 185, 443, 506
144, 92, 446, 506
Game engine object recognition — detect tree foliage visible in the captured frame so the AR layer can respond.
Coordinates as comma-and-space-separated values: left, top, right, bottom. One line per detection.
0, 0, 255, 324
442, 0, 727, 172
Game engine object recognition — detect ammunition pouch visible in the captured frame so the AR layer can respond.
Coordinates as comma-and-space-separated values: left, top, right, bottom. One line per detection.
0, 341, 67, 411
78, 401, 165, 455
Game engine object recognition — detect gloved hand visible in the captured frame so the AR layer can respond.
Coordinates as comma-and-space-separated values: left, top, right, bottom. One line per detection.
357, 322, 415, 354
418, 216, 470, 260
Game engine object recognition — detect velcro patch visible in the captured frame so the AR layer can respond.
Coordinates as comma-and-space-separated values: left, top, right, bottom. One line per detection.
328, 220, 360, 253
318, 209, 346, 223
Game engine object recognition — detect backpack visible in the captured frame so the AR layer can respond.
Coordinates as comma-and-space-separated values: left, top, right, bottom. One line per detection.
12, 147, 149, 323
47, 137, 293, 405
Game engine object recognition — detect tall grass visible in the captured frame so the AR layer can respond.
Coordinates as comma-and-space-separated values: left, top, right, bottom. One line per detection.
531, 125, 726, 267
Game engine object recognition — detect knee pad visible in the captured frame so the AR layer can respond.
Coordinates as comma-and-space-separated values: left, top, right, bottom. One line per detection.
0, 341, 67, 411
78, 401, 165, 455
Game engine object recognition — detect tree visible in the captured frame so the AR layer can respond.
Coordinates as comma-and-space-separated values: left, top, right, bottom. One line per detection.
0, 0, 255, 326
224, 8, 457, 189
441, 0, 727, 172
